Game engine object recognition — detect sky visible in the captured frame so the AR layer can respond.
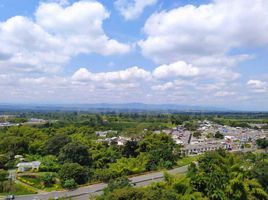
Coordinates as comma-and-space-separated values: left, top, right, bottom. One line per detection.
0, 0, 268, 111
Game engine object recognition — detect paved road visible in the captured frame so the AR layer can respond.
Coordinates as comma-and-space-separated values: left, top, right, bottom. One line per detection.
11, 165, 188, 200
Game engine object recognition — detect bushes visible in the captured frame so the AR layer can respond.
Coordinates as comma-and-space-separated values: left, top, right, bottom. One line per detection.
93, 168, 121, 182
17, 173, 57, 189
104, 176, 131, 194
17, 175, 43, 189
63, 179, 77, 190
42, 173, 56, 187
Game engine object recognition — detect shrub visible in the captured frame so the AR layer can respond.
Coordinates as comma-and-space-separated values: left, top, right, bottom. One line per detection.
63, 179, 77, 190
42, 173, 55, 187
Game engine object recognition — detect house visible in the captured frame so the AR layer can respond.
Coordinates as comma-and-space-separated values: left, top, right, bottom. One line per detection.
96, 136, 130, 146
17, 161, 41, 172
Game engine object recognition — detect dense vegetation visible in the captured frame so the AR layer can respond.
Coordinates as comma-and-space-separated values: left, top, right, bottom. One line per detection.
0, 113, 184, 189
0, 112, 267, 193
98, 150, 268, 200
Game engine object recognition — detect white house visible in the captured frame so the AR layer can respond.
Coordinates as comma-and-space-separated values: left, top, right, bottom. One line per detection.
17, 161, 41, 172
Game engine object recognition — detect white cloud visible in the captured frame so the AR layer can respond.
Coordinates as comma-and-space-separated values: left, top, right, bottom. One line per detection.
0, 1, 130, 74
19, 76, 68, 87
151, 82, 174, 91
115, 0, 157, 20
203, 68, 240, 81
139, 0, 268, 64
0, 16, 64, 73
247, 79, 267, 93
191, 54, 252, 68
35, 1, 130, 56
72, 66, 151, 82
214, 91, 235, 97
153, 61, 200, 79
0, 0, 267, 110
151, 60, 240, 81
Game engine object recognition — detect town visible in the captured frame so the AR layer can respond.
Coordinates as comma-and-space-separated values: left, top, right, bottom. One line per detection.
95, 120, 268, 155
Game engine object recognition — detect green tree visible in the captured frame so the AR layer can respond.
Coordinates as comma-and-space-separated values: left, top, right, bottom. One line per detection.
58, 163, 88, 185
122, 140, 139, 158
187, 150, 268, 200
138, 133, 179, 170
0, 136, 29, 156
0, 155, 8, 169
215, 131, 224, 139
59, 142, 91, 166
256, 138, 268, 149
250, 154, 268, 192
184, 121, 198, 131
45, 134, 71, 155
193, 131, 202, 138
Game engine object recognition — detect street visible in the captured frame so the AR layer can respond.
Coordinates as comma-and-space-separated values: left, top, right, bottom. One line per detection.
11, 165, 188, 200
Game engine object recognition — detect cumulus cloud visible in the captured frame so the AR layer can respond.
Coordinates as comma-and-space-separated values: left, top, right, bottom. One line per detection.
115, 0, 157, 20
153, 61, 200, 79
139, 0, 268, 64
72, 67, 151, 82
247, 79, 267, 93
0, 1, 130, 74
0, 0, 267, 109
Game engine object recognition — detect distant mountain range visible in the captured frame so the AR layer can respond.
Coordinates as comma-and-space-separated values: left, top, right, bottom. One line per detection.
0, 103, 230, 113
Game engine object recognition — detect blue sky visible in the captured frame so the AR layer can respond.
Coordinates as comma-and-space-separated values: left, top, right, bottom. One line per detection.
0, 0, 267, 111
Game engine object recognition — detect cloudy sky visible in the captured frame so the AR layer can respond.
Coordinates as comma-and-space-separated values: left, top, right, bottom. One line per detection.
0, 0, 268, 110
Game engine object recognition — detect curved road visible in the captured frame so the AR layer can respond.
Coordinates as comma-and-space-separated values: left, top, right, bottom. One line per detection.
10, 165, 188, 200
